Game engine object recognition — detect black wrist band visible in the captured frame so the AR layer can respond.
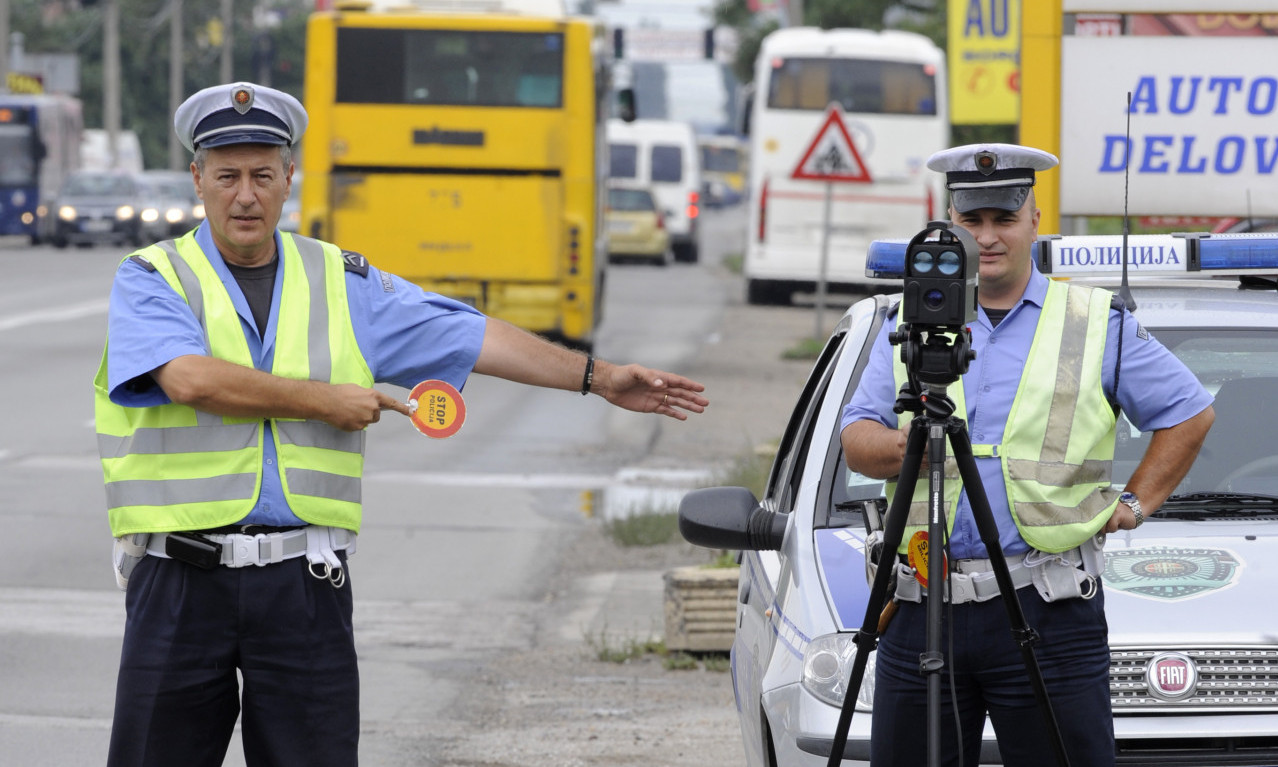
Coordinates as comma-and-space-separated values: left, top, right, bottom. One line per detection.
580, 354, 594, 396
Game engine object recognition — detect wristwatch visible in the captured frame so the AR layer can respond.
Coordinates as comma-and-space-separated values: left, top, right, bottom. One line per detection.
1119, 491, 1144, 528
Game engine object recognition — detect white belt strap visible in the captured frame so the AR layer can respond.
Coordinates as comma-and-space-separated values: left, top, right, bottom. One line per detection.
146, 526, 356, 570
892, 544, 1101, 605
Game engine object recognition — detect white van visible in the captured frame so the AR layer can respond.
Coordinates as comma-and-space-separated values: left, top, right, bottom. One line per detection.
606, 118, 702, 262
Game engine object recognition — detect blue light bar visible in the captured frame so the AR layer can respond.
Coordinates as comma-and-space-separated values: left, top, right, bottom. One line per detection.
864, 232, 1278, 280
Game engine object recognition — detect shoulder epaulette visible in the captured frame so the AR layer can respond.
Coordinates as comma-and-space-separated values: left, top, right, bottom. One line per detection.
128, 254, 157, 272
341, 250, 369, 277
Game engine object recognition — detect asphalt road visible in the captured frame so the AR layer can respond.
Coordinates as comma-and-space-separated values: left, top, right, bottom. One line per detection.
0, 206, 848, 765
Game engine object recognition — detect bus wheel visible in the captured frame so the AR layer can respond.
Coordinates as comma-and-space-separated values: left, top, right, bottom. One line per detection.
747, 279, 790, 306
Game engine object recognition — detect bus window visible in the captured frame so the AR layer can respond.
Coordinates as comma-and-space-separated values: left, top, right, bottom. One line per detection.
0, 124, 37, 185
610, 143, 638, 179
650, 145, 683, 184
336, 28, 564, 108
767, 58, 937, 116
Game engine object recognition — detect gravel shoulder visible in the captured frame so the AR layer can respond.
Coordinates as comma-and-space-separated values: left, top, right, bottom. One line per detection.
427, 266, 847, 766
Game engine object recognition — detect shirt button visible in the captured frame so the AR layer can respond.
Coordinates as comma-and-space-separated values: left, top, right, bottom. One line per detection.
266, 458, 275, 465
983, 386, 992, 393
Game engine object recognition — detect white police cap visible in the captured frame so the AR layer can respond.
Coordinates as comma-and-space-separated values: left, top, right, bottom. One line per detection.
174, 82, 308, 153
926, 143, 1059, 214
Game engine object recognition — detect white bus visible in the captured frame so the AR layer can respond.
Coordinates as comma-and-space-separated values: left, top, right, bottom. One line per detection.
744, 27, 948, 305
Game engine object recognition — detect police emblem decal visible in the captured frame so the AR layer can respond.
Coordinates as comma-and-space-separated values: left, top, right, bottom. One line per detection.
232, 86, 254, 114
1103, 547, 1241, 601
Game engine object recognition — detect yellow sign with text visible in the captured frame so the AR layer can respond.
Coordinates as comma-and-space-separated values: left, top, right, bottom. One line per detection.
948, 0, 1021, 125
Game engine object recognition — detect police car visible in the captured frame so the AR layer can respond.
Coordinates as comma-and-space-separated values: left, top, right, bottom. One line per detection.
681, 232, 1278, 766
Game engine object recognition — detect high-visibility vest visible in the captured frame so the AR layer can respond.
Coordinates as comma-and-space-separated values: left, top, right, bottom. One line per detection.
95, 231, 373, 537
884, 281, 1119, 554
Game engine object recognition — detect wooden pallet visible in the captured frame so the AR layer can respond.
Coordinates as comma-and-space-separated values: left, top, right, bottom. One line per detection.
663, 565, 740, 652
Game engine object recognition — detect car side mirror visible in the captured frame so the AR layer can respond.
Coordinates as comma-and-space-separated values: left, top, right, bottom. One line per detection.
678, 487, 787, 551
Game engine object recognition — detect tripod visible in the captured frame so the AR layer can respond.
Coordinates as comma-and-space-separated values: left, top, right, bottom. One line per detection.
824, 325, 1070, 767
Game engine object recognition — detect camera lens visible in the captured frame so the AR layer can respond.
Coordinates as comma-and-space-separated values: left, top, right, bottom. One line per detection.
911, 250, 934, 274
924, 288, 945, 309
938, 250, 961, 276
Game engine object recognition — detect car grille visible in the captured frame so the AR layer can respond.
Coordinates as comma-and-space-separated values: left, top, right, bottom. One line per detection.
1112, 648, 1278, 711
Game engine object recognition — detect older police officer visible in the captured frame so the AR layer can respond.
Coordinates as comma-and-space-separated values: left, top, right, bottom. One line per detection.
839, 144, 1214, 766
94, 82, 708, 767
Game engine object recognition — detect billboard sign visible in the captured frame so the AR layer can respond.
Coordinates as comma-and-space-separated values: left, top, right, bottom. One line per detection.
1060, 36, 1278, 217
948, 0, 1020, 125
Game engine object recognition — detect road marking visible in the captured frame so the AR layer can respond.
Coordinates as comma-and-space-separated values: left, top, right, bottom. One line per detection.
0, 298, 108, 333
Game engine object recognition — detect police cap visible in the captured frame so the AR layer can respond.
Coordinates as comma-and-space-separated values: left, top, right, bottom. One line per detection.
174, 82, 308, 153
926, 143, 1059, 214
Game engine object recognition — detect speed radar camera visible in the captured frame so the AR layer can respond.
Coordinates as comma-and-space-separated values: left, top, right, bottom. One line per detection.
902, 220, 978, 331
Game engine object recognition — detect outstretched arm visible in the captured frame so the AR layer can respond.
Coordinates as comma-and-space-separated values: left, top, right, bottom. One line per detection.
474, 317, 708, 420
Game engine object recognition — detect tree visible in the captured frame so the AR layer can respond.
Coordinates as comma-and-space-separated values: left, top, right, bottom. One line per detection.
11, 0, 310, 170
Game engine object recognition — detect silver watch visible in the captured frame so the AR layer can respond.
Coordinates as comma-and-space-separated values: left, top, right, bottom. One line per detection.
1120, 491, 1144, 527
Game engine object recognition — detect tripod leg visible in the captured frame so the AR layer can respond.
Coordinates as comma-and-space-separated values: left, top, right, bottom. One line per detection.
825, 419, 928, 767
946, 419, 1072, 767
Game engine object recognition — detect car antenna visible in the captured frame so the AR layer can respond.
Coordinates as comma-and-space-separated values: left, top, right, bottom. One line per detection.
1118, 91, 1137, 312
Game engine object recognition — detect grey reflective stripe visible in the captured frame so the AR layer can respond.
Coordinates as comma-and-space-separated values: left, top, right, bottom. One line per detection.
1040, 286, 1092, 464
98, 422, 259, 458
276, 420, 364, 453
286, 468, 361, 503
1015, 486, 1120, 528
1006, 458, 1112, 487
291, 235, 332, 381
104, 472, 257, 509
158, 241, 208, 347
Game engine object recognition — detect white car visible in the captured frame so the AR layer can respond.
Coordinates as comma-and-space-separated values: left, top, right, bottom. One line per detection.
681, 231, 1278, 766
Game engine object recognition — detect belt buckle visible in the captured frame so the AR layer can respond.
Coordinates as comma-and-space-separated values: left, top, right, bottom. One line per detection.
226, 533, 265, 568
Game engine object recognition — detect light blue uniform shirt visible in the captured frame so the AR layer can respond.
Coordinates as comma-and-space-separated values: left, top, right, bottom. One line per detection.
104, 222, 488, 526
841, 267, 1213, 559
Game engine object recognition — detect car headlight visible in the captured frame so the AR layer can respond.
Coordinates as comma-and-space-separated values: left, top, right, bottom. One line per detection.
57, 205, 77, 222
140, 207, 160, 223
165, 207, 185, 224
116, 205, 136, 220
802, 633, 875, 711
192, 203, 205, 220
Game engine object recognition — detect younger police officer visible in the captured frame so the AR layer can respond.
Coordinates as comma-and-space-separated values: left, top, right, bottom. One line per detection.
95, 82, 708, 767
840, 144, 1214, 766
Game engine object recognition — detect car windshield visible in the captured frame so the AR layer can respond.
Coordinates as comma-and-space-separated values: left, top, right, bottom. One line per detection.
836, 325, 1278, 513
608, 188, 655, 212
1116, 328, 1278, 498
64, 174, 136, 197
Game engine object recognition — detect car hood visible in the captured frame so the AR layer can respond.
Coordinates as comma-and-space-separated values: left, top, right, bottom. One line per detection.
815, 519, 1278, 644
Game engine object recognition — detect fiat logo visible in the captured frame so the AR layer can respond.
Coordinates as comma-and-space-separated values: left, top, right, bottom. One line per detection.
1146, 652, 1198, 701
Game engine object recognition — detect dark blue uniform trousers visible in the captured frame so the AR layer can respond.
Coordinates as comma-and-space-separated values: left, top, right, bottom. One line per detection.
106, 553, 359, 767
869, 584, 1114, 767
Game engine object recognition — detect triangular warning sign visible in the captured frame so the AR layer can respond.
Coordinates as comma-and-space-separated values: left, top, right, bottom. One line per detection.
790, 105, 873, 184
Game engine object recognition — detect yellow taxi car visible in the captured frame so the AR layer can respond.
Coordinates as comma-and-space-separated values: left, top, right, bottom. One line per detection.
605, 185, 671, 266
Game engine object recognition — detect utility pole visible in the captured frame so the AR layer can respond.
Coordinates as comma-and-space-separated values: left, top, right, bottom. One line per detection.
169, 0, 184, 170
221, 0, 233, 82
104, 0, 121, 168
0, 0, 9, 93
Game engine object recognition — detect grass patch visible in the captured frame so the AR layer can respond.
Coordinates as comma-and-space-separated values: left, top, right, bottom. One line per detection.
722, 252, 744, 274
712, 444, 775, 499
782, 335, 826, 360
603, 509, 680, 547
585, 627, 667, 663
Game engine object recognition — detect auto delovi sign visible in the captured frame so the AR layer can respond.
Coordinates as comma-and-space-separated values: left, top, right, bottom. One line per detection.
1060, 36, 1278, 218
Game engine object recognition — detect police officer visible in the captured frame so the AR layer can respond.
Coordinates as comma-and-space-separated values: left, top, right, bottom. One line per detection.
94, 82, 709, 767
839, 143, 1215, 766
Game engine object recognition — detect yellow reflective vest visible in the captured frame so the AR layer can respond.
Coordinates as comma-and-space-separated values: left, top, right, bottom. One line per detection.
95, 231, 373, 537
884, 281, 1120, 554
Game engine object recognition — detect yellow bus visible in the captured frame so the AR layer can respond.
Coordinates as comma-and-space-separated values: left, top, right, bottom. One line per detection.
302, 0, 615, 350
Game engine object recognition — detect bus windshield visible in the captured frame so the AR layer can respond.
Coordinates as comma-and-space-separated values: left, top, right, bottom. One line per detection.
766, 58, 937, 115
0, 124, 37, 185
335, 28, 564, 108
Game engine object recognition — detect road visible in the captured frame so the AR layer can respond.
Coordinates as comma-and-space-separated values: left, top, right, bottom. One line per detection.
0, 206, 843, 765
